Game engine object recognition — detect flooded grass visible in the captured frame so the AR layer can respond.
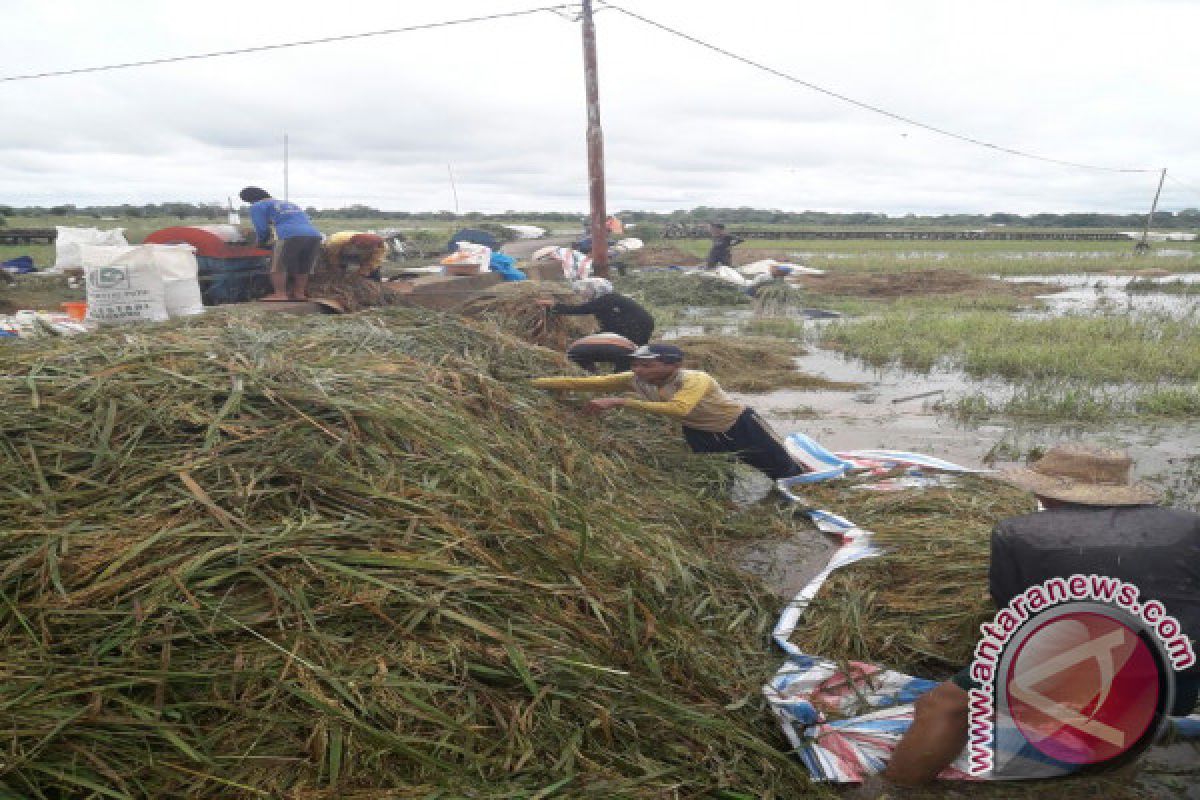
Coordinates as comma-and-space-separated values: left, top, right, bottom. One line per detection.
657, 238, 1200, 275
822, 311, 1200, 384
670, 334, 860, 392
740, 316, 806, 338
947, 382, 1200, 422
1126, 277, 1200, 294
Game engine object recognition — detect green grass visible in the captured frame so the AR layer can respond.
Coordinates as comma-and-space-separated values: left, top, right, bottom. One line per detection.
1126, 277, 1200, 294
664, 237, 1200, 276
822, 311, 1200, 383
946, 382, 1200, 422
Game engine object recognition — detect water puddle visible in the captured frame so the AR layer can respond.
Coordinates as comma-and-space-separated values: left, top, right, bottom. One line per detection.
1005, 273, 1200, 317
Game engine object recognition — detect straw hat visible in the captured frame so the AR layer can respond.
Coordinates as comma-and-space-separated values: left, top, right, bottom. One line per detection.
996, 443, 1158, 506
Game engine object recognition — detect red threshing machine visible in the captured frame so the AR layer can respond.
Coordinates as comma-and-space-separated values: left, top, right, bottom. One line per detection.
144, 224, 272, 304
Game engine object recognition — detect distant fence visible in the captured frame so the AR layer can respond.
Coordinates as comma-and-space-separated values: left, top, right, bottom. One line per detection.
0, 228, 56, 245
660, 226, 1133, 241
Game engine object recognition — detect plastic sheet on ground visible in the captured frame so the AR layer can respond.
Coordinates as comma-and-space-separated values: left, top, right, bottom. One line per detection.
765, 433, 1200, 783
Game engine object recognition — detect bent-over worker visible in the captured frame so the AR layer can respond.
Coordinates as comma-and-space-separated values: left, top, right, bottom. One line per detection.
536, 278, 654, 346
884, 443, 1200, 787
323, 232, 387, 280
532, 344, 807, 481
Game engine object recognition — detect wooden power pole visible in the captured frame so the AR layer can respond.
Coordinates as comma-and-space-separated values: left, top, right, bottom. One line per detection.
581, 0, 609, 277
1135, 168, 1168, 255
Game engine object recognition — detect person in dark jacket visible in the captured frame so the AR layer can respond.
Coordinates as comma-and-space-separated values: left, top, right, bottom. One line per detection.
885, 443, 1200, 787
705, 222, 744, 269
536, 278, 654, 345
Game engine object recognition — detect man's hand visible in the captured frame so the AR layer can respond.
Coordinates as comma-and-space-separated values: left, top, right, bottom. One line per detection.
582, 397, 625, 415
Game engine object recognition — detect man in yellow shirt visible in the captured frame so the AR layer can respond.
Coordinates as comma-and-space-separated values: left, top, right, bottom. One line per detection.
532, 344, 806, 481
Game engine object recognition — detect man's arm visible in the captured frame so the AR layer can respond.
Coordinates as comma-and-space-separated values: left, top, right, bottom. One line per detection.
249, 201, 273, 247
884, 681, 969, 785
621, 372, 711, 419
531, 373, 633, 392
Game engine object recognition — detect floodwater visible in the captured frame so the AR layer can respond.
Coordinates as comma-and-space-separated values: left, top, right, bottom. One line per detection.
1006, 273, 1200, 317
677, 284, 1200, 794
678, 281, 1200, 596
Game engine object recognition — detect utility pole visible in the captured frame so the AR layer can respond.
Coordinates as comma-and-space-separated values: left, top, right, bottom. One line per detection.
581, 0, 609, 277
1135, 168, 1167, 255
447, 163, 460, 215
283, 134, 290, 203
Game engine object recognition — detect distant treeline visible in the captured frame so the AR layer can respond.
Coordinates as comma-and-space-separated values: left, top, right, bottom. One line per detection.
1, 203, 1196, 229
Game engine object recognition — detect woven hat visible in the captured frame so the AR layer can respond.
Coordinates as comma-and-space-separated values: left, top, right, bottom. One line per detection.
996, 443, 1158, 506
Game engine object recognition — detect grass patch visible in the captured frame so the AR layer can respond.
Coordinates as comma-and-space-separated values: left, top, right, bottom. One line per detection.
740, 317, 806, 339
1126, 278, 1200, 294
822, 311, 1200, 383
618, 271, 750, 308
664, 237, 1200, 276
671, 335, 859, 393
0, 272, 84, 314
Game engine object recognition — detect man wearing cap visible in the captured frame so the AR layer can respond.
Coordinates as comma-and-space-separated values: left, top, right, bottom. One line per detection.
535, 279, 655, 347
531, 343, 806, 481
885, 443, 1200, 787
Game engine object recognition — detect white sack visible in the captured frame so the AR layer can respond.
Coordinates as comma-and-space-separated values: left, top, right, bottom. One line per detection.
55, 227, 128, 271
80, 245, 169, 324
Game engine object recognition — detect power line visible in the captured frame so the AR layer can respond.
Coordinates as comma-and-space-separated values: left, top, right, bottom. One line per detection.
1164, 174, 1200, 205
0, 6, 575, 84
601, 2, 1160, 175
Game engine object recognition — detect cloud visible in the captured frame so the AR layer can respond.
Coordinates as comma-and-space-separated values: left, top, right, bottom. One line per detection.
2, 0, 1199, 213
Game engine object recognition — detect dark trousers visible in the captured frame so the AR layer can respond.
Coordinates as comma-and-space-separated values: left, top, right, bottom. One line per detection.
682, 408, 804, 480
566, 342, 633, 374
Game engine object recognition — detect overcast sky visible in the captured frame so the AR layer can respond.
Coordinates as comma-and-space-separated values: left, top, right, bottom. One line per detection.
3, 0, 1199, 215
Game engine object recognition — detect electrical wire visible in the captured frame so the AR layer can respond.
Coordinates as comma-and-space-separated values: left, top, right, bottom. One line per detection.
601, 2, 1160, 174
1164, 174, 1200, 205
0, 5, 576, 84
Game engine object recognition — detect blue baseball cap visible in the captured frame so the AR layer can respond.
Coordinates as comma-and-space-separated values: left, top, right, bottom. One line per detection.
630, 344, 684, 364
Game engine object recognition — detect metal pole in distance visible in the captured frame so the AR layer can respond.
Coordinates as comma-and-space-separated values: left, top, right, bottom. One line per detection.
448, 163, 460, 215
1135, 167, 1167, 254
283, 134, 290, 203
581, 0, 609, 278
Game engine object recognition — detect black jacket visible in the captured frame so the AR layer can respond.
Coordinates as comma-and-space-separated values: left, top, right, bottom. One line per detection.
550, 292, 655, 345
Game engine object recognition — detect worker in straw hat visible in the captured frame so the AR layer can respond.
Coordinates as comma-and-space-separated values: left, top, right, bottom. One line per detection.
884, 443, 1200, 787
531, 343, 807, 482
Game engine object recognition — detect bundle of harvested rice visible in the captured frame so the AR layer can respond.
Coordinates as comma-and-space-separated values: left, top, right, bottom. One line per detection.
790, 477, 1035, 677
306, 269, 408, 312
669, 335, 861, 393
752, 282, 803, 317
618, 271, 750, 308
459, 281, 596, 350
0, 307, 810, 798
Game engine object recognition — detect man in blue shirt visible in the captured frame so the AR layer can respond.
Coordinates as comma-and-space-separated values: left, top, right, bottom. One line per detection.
239, 187, 323, 301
